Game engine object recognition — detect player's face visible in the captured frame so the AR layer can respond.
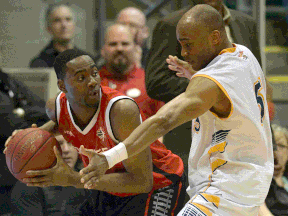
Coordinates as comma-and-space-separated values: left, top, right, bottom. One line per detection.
273, 131, 288, 177
55, 134, 78, 168
63, 55, 101, 108
102, 27, 135, 74
177, 24, 214, 71
47, 6, 75, 42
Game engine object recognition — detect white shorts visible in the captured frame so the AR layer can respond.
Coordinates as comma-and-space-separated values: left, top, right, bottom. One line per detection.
177, 191, 260, 216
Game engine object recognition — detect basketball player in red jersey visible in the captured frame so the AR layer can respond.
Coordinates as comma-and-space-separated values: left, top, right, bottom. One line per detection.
5, 49, 186, 215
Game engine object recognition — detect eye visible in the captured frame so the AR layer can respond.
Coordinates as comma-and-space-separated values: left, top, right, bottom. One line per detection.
92, 71, 98, 77
77, 75, 85, 81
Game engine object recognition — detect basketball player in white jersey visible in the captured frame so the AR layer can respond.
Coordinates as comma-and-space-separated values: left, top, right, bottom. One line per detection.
79, 4, 274, 215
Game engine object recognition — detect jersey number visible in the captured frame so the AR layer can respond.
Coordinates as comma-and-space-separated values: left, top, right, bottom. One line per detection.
254, 79, 265, 123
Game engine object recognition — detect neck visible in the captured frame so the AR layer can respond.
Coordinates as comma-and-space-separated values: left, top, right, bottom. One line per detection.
53, 39, 74, 52
274, 174, 285, 187
219, 38, 234, 52
69, 101, 98, 128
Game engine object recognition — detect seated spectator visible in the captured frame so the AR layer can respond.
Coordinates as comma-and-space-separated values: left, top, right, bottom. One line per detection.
100, 24, 164, 119
29, 4, 87, 68
10, 133, 92, 216
260, 124, 288, 216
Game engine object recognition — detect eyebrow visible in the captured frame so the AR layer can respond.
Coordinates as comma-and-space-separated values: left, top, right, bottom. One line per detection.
179, 38, 190, 42
74, 64, 98, 76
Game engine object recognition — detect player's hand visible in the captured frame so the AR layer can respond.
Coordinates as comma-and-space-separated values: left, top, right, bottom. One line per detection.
23, 146, 77, 187
166, 55, 197, 79
79, 145, 109, 189
3, 124, 37, 154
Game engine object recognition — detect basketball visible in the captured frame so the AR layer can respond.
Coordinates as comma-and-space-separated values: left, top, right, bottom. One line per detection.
5, 128, 61, 182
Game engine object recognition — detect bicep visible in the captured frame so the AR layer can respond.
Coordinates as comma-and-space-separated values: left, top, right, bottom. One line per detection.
46, 96, 57, 122
110, 99, 153, 176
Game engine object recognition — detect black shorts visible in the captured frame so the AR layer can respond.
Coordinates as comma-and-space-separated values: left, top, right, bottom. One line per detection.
81, 174, 186, 216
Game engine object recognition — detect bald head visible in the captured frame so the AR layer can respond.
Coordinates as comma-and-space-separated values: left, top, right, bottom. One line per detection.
116, 7, 148, 46
178, 4, 225, 35
104, 24, 134, 43
176, 4, 232, 71
117, 7, 146, 27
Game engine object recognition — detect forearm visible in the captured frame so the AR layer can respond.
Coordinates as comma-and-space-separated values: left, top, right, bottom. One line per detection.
93, 172, 152, 193
39, 120, 57, 133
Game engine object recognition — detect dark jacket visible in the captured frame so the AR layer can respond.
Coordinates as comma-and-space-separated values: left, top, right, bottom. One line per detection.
29, 40, 89, 68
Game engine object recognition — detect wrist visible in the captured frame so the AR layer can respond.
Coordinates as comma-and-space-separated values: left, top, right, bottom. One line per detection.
102, 142, 128, 169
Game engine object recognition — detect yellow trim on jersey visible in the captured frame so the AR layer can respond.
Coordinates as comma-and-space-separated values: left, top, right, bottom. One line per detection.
208, 142, 227, 154
200, 193, 220, 208
192, 74, 234, 120
218, 44, 236, 55
192, 203, 212, 216
211, 159, 227, 172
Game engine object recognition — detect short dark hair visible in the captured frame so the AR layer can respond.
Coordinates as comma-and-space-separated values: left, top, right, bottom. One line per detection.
53, 49, 90, 79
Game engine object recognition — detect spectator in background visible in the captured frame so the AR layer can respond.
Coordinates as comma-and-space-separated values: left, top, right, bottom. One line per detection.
10, 133, 92, 216
29, 4, 87, 68
100, 24, 164, 119
259, 124, 288, 216
116, 7, 149, 68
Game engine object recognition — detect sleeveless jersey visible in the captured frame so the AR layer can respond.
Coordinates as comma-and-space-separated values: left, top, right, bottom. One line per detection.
187, 44, 274, 206
56, 86, 184, 197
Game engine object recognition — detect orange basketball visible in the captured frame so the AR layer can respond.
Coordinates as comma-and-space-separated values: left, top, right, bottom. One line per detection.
5, 128, 61, 182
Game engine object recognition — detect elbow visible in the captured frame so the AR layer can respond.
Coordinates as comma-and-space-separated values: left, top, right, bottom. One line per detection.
142, 175, 154, 193
150, 111, 174, 133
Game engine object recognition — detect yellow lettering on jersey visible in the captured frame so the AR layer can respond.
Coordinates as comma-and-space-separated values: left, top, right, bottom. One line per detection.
211, 159, 227, 172
200, 193, 220, 208
208, 142, 227, 155
192, 203, 212, 216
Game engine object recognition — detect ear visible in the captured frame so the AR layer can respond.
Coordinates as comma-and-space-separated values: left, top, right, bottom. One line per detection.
209, 30, 221, 46
142, 26, 149, 39
57, 80, 67, 93
47, 25, 52, 35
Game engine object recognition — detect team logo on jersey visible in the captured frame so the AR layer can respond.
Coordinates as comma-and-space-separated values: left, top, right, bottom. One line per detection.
193, 117, 200, 134
238, 51, 248, 60
97, 127, 105, 141
64, 130, 75, 137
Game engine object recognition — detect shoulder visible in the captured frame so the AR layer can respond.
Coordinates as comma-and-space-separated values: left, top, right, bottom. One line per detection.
46, 92, 62, 122
111, 98, 139, 113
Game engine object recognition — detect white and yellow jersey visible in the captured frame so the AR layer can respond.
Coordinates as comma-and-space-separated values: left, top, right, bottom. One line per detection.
187, 44, 274, 207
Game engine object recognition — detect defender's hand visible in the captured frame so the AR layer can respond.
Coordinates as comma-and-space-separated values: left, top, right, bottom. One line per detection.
79, 145, 109, 189
166, 55, 197, 79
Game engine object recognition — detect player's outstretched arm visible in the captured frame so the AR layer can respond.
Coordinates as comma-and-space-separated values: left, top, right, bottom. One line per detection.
80, 76, 230, 187
80, 99, 153, 193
